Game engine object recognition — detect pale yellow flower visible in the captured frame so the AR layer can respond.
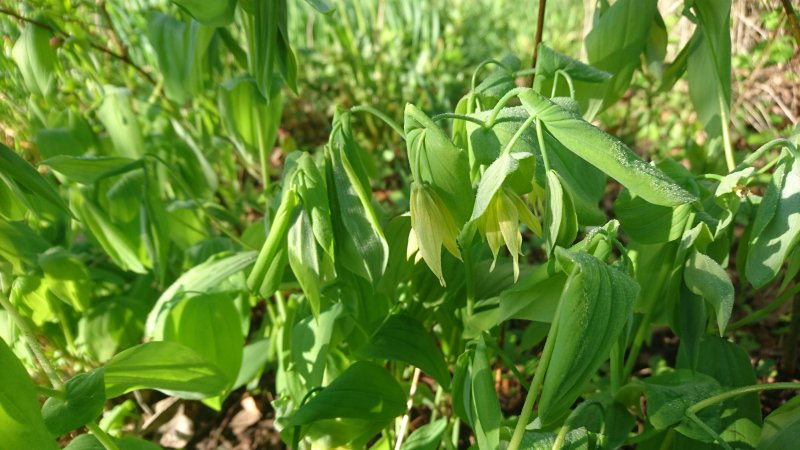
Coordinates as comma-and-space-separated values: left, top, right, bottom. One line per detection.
407, 182, 462, 286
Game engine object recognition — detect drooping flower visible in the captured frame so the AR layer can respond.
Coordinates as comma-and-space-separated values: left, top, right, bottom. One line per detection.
477, 187, 541, 281
407, 182, 462, 286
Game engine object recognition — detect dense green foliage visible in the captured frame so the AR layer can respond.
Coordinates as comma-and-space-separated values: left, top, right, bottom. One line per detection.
1, 0, 799, 449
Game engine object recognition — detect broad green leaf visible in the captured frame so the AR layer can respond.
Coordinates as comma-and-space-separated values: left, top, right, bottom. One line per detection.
288, 210, 322, 318
534, 44, 611, 94
616, 189, 692, 244
162, 293, 244, 390
521, 427, 591, 449
104, 341, 228, 399
676, 336, 761, 448
286, 361, 406, 426
583, 0, 658, 111
520, 90, 696, 207
245, 0, 295, 98
0, 219, 49, 272
683, 251, 734, 336
688, 0, 732, 137
38, 248, 92, 312
69, 189, 147, 274
326, 110, 388, 285
358, 314, 450, 389
63, 434, 163, 450
97, 86, 144, 158
303, 0, 335, 14
470, 336, 501, 450
0, 142, 70, 216
644, 369, 721, 433
148, 13, 214, 103
78, 296, 148, 363
171, 0, 236, 26
219, 75, 282, 170
538, 249, 638, 426
10, 275, 57, 326
544, 170, 578, 252
42, 369, 106, 436
746, 157, 800, 288
285, 151, 334, 259
405, 103, 473, 224
43, 155, 139, 185
0, 338, 59, 449
147, 251, 256, 338
233, 338, 270, 390
645, 12, 668, 77
402, 418, 446, 450
292, 304, 342, 389
12, 23, 57, 96
758, 396, 800, 450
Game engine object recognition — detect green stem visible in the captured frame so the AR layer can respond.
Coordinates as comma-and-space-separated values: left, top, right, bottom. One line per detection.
728, 283, 800, 330
551, 70, 575, 99
551, 423, 569, 450
255, 103, 271, 191
35, 385, 65, 399
507, 306, 562, 450
610, 340, 623, 393
718, 95, 736, 172
502, 115, 536, 156
686, 412, 731, 450
464, 247, 476, 317
688, 382, 800, 415
86, 422, 121, 450
470, 59, 510, 95
535, 118, 551, 173
430, 113, 488, 128
0, 292, 62, 388
487, 87, 530, 127
350, 105, 406, 139
736, 138, 797, 170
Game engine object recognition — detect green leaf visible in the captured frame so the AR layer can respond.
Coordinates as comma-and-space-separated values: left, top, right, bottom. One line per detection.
326, 110, 388, 285
42, 369, 106, 436
288, 210, 322, 318
688, 0, 732, 137
358, 314, 450, 389
247, 189, 299, 296
538, 249, 638, 426
69, 189, 147, 274
78, 296, 148, 363
147, 251, 256, 338
0, 338, 59, 450
645, 12, 668, 77
583, 0, 658, 111
498, 261, 566, 323
470, 336, 502, 450
289, 152, 334, 259
97, 86, 144, 158
38, 248, 92, 312
246, 0, 295, 98
521, 427, 591, 449
292, 304, 342, 389
644, 369, 721, 432
544, 170, 578, 252
11, 22, 57, 96
171, 0, 236, 26
470, 152, 531, 222
303, 0, 335, 13
758, 396, 800, 450
0, 142, 70, 216
147, 13, 214, 103
534, 44, 611, 94
10, 275, 57, 326
615, 188, 692, 244
746, 157, 800, 288
43, 155, 139, 185
683, 250, 734, 336
162, 293, 244, 389
519, 90, 696, 207
405, 103, 473, 224
286, 361, 406, 426
0, 219, 49, 272
219, 75, 282, 169
402, 418, 447, 450
104, 341, 228, 399
63, 434, 163, 450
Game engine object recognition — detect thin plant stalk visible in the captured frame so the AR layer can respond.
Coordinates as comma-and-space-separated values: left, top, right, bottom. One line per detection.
394, 367, 422, 450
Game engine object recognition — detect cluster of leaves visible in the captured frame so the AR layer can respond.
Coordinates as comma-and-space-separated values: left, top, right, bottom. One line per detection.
1, 1, 800, 450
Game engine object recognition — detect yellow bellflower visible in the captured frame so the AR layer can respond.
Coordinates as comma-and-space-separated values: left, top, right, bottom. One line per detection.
407, 182, 462, 286
478, 187, 541, 281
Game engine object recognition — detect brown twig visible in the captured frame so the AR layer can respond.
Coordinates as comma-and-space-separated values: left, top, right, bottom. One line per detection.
780, 0, 800, 47
0, 6, 156, 85
529, 0, 547, 87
